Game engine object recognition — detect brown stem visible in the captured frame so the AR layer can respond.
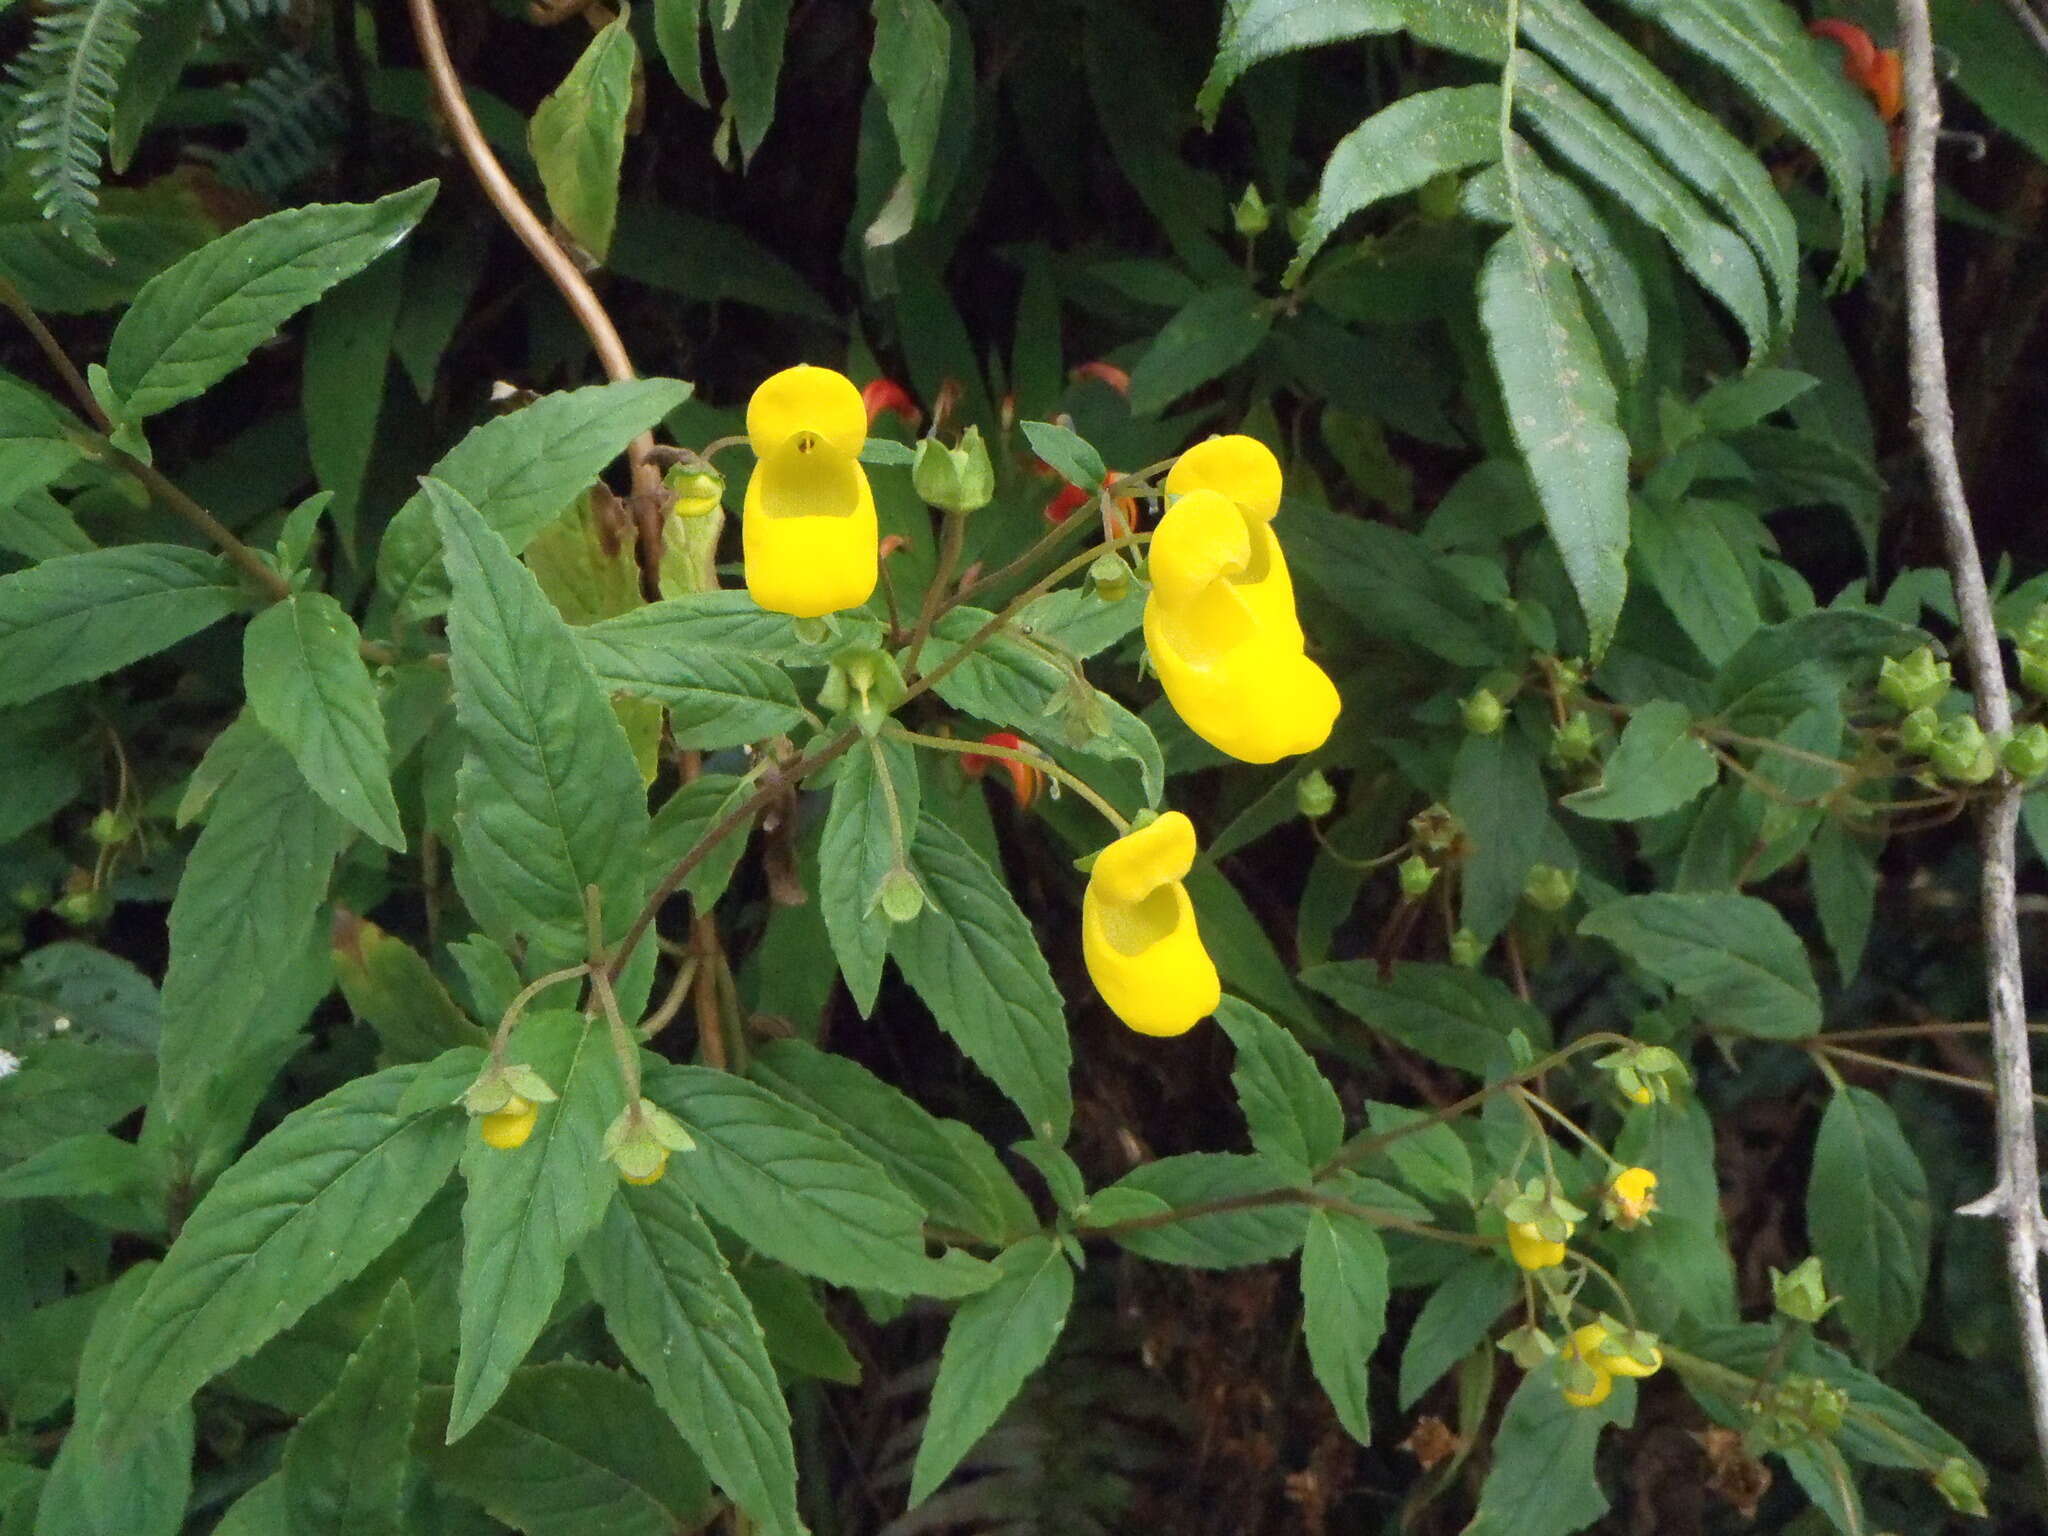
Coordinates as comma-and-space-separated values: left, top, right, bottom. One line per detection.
105, 441, 293, 602
404, 0, 665, 594
0, 279, 108, 429
1897, 0, 2048, 1477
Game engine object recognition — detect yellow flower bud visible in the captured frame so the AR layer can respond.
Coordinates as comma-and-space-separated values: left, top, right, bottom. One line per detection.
1506, 1220, 1568, 1271
1607, 1166, 1658, 1227
1572, 1322, 1662, 1380
1082, 812, 1221, 1037
1143, 485, 1338, 764
480, 1095, 538, 1150
742, 365, 878, 618
621, 1147, 670, 1186
1559, 1364, 1613, 1409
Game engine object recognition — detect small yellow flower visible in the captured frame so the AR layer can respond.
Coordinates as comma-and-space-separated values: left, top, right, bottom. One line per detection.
1607, 1166, 1659, 1228
480, 1095, 537, 1150
1625, 1080, 1655, 1105
1558, 1327, 1616, 1407
742, 365, 877, 618
1571, 1321, 1662, 1380
1143, 485, 1339, 764
1560, 1366, 1613, 1408
621, 1148, 670, 1186
1507, 1220, 1568, 1271
1082, 812, 1221, 1037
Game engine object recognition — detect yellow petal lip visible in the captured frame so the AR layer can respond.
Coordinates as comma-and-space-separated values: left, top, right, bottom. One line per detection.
1091, 810, 1198, 906
746, 365, 867, 459
1082, 812, 1220, 1037
1571, 1322, 1662, 1380
742, 454, 879, 618
1507, 1221, 1567, 1270
480, 1097, 537, 1150
1145, 610, 1341, 764
1165, 434, 1284, 522
1147, 489, 1251, 604
1560, 1368, 1614, 1408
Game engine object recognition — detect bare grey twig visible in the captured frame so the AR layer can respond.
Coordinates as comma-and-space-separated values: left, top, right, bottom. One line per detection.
1896, 0, 2048, 1479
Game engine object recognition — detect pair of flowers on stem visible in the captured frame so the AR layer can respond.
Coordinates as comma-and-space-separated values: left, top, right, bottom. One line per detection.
741, 364, 1340, 1038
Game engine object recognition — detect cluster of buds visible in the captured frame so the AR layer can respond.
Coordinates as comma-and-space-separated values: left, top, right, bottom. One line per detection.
464, 1059, 561, 1151
1596, 1040, 1687, 1107
1747, 1373, 1849, 1450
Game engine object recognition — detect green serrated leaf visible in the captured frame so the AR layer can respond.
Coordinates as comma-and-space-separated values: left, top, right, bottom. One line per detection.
1286, 85, 1501, 284
1300, 1206, 1388, 1444
1466, 1362, 1634, 1536
580, 641, 804, 749
1809, 818, 1876, 983
579, 1173, 801, 1536
450, 1012, 622, 1441
1478, 224, 1629, 656
1196, 0, 1403, 127
1397, 1250, 1515, 1408
642, 1060, 976, 1295
710, 0, 790, 162
1363, 1100, 1475, 1209
154, 735, 349, 1136
1126, 284, 1273, 416
430, 477, 648, 974
818, 737, 917, 1017
378, 379, 690, 618
909, 1235, 1074, 1505
0, 544, 242, 709
1448, 726, 1551, 943
894, 812, 1073, 1143
1808, 1085, 1930, 1366
333, 913, 488, 1063
1562, 700, 1717, 820
281, 1282, 419, 1536
1214, 996, 1342, 1177
749, 1039, 1012, 1245
1103, 1152, 1307, 1268
1018, 420, 1106, 490
530, 14, 635, 261
1301, 962, 1551, 1076
1632, 495, 1762, 666
244, 591, 404, 849
102, 1062, 462, 1447
304, 254, 406, 552
422, 1362, 715, 1536
653, 0, 706, 102
867, 0, 953, 247
1580, 892, 1820, 1038
104, 182, 435, 421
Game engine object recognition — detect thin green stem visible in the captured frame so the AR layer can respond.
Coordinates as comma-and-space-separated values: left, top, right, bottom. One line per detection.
491, 964, 590, 1058
1516, 1086, 1625, 1172
890, 726, 1129, 834
1569, 1250, 1640, 1333
589, 963, 644, 1118
903, 509, 969, 676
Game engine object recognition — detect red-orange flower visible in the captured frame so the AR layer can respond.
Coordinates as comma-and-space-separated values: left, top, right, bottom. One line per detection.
1043, 471, 1139, 537
1809, 19, 1903, 122
959, 731, 1042, 808
1071, 360, 1130, 396
861, 377, 922, 430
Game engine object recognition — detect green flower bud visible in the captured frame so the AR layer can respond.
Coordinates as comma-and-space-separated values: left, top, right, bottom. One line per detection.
1449, 927, 1484, 968
1398, 855, 1436, 900
2021, 648, 2048, 700
1770, 1256, 1836, 1324
876, 865, 925, 924
2005, 723, 2048, 782
463, 1061, 559, 1117
1877, 646, 1950, 714
1232, 182, 1270, 238
665, 465, 725, 518
1462, 687, 1505, 736
87, 809, 132, 846
1410, 803, 1460, 854
1551, 713, 1596, 766
1295, 770, 1336, 821
1089, 552, 1132, 604
1498, 1322, 1555, 1370
53, 890, 109, 926
1933, 1455, 1990, 1518
1897, 705, 1940, 755
1932, 716, 1997, 784
1523, 863, 1576, 913
821, 645, 908, 734
912, 427, 995, 514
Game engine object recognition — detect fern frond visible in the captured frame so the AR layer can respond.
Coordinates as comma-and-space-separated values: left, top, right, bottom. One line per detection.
204, 0, 296, 36
4, 0, 146, 258
194, 54, 347, 199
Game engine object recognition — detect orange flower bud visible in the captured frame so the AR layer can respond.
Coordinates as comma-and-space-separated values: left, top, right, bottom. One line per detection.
1072, 360, 1131, 396
861, 376, 922, 430
959, 732, 1041, 809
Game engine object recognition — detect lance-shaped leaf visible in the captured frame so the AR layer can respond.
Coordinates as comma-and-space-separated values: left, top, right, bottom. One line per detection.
817, 737, 917, 1017
1300, 1206, 1389, 1444
280, 1282, 419, 1536
530, 14, 635, 260
1197, 0, 1403, 126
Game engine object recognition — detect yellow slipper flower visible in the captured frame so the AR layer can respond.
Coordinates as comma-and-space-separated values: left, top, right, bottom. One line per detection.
1144, 487, 1338, 764
1506, 1220, 1568, 1271
1162, 434, 1301, 644
1082, 812, 1221, 1037
742, 365, 878, 618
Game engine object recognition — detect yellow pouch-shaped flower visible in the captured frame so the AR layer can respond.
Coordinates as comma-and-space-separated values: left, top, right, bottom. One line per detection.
1144, 490, 1337, 764
742, 365, 878, 618
1163, 435, 1300, 645
1083, 811, 1220, 1037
